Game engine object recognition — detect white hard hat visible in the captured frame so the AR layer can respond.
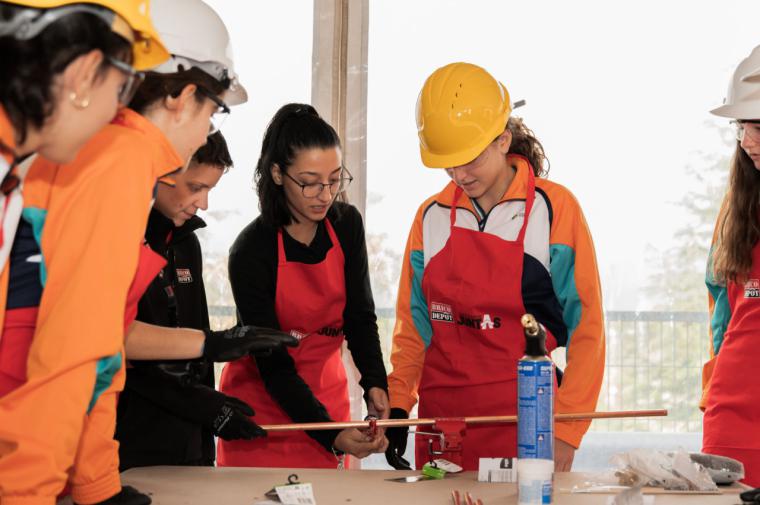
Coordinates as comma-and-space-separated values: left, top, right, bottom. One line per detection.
711, 45, 760, 119
149, 0, 248, 106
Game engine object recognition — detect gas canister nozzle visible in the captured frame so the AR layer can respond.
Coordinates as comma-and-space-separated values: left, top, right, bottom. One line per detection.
521, 314, 540, 336
521, 313, 547, 357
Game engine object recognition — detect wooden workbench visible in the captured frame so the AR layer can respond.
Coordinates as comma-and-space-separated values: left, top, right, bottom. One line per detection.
107, 466, 748, 504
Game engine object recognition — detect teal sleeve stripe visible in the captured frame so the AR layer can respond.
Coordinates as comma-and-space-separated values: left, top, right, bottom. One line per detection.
550, 244, 582, 348
410, 249, 433, 349
88, 352, 122, 412
705, 248, 731, 356
21, 207, 48, 287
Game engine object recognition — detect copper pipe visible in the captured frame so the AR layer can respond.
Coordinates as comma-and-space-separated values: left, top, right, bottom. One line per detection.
259, 409, 667, 432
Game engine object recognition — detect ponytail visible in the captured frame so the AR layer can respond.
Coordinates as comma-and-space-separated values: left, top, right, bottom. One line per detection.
507, 116, 549, 177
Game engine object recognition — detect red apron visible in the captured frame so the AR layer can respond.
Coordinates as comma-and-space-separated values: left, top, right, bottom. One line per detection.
416, 169, 557, 470
0, 307, 38, 396
124, 243, 167, 331
218, 219, 350, 468
703, 241, 760, 487
0, 244, 163, 400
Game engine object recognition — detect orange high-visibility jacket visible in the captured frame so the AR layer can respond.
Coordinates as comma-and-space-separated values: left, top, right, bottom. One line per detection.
0, 108, 183, 504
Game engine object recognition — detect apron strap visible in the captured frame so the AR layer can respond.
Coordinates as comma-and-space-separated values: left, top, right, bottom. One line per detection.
516, 167, 536, 244
450, 187, 464, 227
276, 229, 287, 267
323, 217, 340, 248
449, 166, 537, 245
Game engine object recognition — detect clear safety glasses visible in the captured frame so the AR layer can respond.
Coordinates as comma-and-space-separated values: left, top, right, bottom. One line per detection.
732, 120, 760, 143
197, 86, 231, 135
106, 56, 144, 107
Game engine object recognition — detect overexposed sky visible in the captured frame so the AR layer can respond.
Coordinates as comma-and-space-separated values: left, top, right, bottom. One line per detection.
201, 0, 760, 311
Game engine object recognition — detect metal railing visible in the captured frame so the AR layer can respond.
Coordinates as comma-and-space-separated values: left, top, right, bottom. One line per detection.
210, 307, 710, 434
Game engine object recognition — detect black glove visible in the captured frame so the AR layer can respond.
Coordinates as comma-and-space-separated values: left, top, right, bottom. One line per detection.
131, 359, 209, 387
79, 485, 151, 505
385, 408, 411, 470
202, 325, 299, 362
741, 488, 760, 503
208, 393, 267, 441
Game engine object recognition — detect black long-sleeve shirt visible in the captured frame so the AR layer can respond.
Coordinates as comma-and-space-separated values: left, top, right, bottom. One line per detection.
228, 202, 387, 451
116, 210, 218, 469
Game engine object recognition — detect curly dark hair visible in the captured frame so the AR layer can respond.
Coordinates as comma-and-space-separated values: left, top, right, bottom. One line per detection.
506, 116, 550, 177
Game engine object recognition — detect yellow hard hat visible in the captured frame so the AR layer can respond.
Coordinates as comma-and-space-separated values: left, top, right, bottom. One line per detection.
416, 62, 511, 169
1, 0, 169, 70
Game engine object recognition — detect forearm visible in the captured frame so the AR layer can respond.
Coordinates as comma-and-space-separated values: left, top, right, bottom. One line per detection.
124, 320, 204, 360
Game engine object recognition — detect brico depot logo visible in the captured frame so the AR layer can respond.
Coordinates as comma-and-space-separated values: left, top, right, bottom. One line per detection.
746, 279, 760, 298
290, 330, 308, 341
456, 313, 502, 330
176, 268, 193, 283
430, 301, 454, 323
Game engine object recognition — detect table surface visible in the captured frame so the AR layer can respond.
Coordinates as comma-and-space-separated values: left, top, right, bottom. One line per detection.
108, 466, 749, 504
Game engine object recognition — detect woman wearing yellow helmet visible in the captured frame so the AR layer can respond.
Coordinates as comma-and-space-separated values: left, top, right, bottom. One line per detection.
385, 62, 605, 472
0, 3, 167, 504
0, 0, 168, 272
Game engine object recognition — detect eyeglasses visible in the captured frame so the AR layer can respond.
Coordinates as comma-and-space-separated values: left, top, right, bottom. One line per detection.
446, 142, 494, 177
283, 168, 354, 198
106, 56, 144, 106
731, 120, 760, 143
197, 86, 231, 135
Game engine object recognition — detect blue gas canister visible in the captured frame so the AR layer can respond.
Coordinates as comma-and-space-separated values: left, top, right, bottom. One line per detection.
517, 313, 554, 460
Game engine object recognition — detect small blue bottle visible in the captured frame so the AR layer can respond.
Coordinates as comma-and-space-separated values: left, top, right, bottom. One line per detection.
517, 313, 554, 460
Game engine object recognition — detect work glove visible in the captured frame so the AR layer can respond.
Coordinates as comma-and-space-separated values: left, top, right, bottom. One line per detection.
206, 392, 267, 441
202, 325, 298, 362
79, 485, 151, 505
741, 488, 760, 503
384, 408, 411, 470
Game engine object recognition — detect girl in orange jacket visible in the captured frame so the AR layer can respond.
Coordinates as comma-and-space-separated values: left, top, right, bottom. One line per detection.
0, 3, 167, 504
0, 0, 247, 502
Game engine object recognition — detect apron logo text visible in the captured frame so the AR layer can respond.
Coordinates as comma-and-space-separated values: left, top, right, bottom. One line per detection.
317, 326, 344, 337
456, 313, 502, 330
176, 268, 193, 283
290, 330, 308, 341
746, 279, 760, 298
430, 301, 454, 323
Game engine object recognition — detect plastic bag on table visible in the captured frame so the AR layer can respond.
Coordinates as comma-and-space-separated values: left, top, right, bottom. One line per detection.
610, 449, 718, 492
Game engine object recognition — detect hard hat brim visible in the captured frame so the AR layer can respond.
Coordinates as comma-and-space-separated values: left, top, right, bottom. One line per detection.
420, 142, 492, 169
710, 102, 760, 120
742, 65, 760, 82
